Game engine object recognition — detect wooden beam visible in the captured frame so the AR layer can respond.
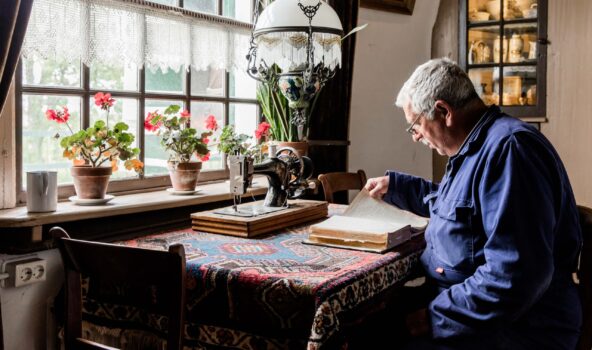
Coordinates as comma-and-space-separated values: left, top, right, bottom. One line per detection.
0, 79, 16, 209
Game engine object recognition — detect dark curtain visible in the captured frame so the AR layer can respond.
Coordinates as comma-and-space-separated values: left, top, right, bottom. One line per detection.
0, 0, 33, 116
308, 0, 359, 203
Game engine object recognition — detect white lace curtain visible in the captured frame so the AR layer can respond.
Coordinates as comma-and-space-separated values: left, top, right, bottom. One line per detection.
21, 0, 252, 73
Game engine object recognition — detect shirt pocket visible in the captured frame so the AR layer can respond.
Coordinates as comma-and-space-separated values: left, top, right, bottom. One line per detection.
428, 197, 476, 274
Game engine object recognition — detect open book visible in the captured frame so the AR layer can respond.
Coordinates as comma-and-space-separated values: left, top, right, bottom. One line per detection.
306, 189, 429, 253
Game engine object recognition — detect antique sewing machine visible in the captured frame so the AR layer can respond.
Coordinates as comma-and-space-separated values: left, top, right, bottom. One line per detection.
214, 147, 314, 217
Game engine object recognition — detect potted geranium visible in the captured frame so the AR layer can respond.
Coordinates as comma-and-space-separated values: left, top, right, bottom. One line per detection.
145, 105, 215, 191
216, 122, 268, 163
46, 93, 143, 199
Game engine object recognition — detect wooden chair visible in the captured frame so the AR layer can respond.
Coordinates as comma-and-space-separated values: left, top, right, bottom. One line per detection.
51, 227, 186, 350
577, 205, 592, 350
318, 169, 367, 204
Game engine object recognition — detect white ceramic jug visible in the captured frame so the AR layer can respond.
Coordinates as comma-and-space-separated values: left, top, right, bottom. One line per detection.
26, 171, 58, 213
509, 34, 524, 62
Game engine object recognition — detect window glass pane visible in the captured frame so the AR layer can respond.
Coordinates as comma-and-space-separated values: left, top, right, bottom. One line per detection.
503, 67, 537, 106
469, 68, 500, 106
190, 102, 224, 171
223, 0, 252, 22
191, 67, 224, 97
503, 0, 538, 20
90, 62, 139, 91
21, 57, 81, 88
229, 69, 256, 99
468, 26, 497, 64
144, 99, 185, 176
503, 23, 538, 63
145, 67, 185, 94
229, 103, 257, 137
184, 0, 217, 14
22, 94, 82, 186
468, 0, 492, 22
90, 97, 139, 179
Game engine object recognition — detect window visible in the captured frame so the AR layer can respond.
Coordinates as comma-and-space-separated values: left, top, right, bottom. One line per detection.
17, 0, 259, 201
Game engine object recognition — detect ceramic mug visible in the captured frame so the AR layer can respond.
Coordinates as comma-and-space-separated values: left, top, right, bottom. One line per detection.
26, 171, 58, 213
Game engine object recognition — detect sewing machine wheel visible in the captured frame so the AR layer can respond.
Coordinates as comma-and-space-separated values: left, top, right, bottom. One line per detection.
275, 147, 305, 185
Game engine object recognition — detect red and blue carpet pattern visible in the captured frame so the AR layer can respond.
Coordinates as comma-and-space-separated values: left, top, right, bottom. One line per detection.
82, 205, 425, 349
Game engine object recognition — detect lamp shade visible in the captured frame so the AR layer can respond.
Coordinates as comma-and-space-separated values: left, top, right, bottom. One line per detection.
254, 0, 343, 36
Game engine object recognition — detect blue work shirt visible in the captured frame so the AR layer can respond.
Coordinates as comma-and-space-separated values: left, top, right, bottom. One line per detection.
385, 106, 582, 349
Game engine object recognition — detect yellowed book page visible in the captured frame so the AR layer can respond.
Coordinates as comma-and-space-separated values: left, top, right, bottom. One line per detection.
309, 215, 408, 243
343, 188, 428, 229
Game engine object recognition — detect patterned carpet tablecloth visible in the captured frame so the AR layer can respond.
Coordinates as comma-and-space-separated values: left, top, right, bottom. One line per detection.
81, 205, 425, 350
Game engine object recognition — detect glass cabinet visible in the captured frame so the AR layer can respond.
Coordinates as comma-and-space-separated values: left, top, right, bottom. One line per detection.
460, 0, 547, 119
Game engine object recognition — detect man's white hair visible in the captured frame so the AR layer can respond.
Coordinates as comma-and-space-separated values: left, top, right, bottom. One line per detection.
395, 58, 478, 120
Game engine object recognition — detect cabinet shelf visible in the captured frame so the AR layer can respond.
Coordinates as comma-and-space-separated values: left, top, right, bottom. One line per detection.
468, 62, 537, 69
468, 18, 538, 28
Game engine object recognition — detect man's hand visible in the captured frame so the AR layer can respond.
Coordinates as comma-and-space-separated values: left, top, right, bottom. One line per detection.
406, 307, 431, 337
364, 176, 390, 199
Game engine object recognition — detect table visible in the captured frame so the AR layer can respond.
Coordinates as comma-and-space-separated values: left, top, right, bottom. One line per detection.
80, 205, 425, 349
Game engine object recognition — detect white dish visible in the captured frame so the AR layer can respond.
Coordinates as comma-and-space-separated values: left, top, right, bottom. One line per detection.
166, 188, 201, 196
69, 194, 114, 206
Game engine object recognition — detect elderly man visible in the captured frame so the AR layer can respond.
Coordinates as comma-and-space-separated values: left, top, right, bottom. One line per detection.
365, 58, 582, 349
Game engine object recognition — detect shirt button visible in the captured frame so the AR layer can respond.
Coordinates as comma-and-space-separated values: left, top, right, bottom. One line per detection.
435, 267, 444, 274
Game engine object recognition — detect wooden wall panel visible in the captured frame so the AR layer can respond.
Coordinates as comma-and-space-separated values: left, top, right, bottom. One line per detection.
0, 81, 16, 209
542, 0, 592, 206
431, 0, 458, 182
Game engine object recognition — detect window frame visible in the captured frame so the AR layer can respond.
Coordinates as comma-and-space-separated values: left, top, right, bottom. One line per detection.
15, 0, 259, 203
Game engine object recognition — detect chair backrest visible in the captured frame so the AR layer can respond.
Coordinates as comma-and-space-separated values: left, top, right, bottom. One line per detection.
318, 169, 367, 204
51, 227, 186, 350
577, 205, 592, 350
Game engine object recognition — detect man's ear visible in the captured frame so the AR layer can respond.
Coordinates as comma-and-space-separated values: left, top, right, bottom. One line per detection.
434, 100, 453, 126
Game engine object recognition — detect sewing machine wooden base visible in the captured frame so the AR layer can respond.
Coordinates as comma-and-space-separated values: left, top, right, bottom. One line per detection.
191, 200, 328, 237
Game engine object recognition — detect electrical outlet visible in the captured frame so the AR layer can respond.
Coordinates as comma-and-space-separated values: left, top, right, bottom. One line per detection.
1, 256, 47, 288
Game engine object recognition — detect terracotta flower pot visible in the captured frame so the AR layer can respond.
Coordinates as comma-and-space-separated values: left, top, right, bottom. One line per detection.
275, 141, 308, 157
71, 166, 112, 199
168, 161, 202, 191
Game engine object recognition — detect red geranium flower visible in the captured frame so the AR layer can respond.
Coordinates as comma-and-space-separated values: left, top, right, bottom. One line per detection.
46, 106, 70, 124
144, 111, 162, 132
199, 152, 210, 162
255, 121, 271, 140
205, 115, 218, 131
203, 137, 210, 145
94, 92, 115, 110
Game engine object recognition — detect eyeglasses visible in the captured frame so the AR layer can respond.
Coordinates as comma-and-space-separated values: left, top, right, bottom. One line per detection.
405, 114, 422, 135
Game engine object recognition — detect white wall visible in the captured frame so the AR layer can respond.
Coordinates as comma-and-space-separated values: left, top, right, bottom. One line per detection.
1, 250, 63, 350
349, 2, 441, 181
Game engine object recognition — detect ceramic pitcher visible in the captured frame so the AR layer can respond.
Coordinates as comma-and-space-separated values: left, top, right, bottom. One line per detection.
26, 171, 58, 212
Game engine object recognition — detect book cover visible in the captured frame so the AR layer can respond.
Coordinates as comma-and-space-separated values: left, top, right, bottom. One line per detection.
306, 189, 428, 253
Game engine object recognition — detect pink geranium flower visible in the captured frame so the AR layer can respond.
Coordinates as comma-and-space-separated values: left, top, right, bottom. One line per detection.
45, 106, 70, 124
94, 92, 115, 110
205, 115, 218, 131
180, 110, 191, 119
144, 111, 162, 132
255, 121, 271, 140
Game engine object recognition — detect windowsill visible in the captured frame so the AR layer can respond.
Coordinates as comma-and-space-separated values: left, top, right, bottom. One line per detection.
0, 177, 268, 229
